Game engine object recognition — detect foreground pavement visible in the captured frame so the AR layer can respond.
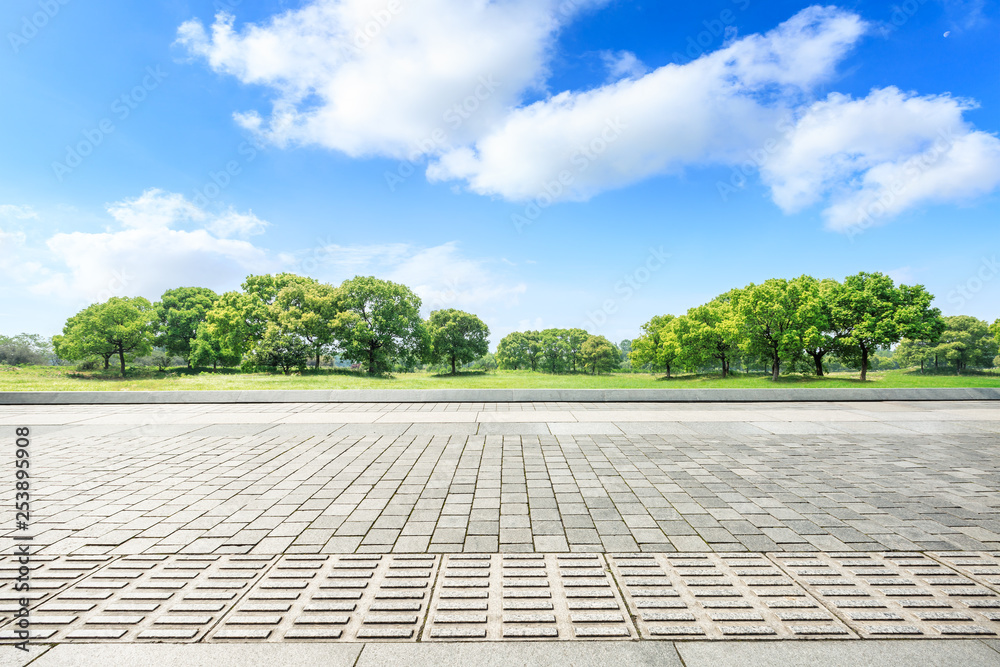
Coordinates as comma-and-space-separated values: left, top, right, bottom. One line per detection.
1, 396, 998, 663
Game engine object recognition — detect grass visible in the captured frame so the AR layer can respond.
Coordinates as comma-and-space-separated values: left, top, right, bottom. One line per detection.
0, 365, 997, 391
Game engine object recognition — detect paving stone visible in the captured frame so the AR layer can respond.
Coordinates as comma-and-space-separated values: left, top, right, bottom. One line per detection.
772, 552, 1000, 638
608, 552, 854, 639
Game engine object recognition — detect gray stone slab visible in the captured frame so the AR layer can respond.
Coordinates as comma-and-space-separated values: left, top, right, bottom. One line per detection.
3, 388, 999, 404
356, 641, 683, 667
31, 644, 363, 666
0, 646, 51, 667
677, 639, 1000, 667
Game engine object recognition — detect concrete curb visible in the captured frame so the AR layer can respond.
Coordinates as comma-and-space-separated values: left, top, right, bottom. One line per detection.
1, 387, 999, 404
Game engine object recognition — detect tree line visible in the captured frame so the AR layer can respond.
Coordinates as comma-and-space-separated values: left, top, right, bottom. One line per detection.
53, 274, 490, 376
496, 329, 623, 375
40, 269, 1000, 379
628, 271, 999, 381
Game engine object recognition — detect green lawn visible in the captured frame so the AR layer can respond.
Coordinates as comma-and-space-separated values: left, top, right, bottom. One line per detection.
0, 365, 997, 391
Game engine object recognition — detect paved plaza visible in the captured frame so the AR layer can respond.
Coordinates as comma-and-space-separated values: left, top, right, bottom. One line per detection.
3, 400, 999, 555
0, 396, 998, 663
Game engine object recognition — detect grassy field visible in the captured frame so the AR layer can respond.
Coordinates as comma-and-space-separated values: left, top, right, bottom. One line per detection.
0, 365, 997, 391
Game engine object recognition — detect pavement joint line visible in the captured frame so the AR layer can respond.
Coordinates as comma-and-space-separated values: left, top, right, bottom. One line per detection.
201, 553, 283, 641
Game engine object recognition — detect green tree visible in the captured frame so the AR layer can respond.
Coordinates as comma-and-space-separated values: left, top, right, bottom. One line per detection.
893, 338, 936, 372
274, 280, 339, 369
496, 331, 529, 370
154, 287, 219, 367
201, 291, 255, 366
683, 291, 741, 377
733, 276, 820, 381
332, 276, 428, 374
189, 323, 242, 371
539, 329, 569, 373
830, 272, 942, 381
54, 297, 155, 376
254, 324, 310, 374
630, 315, 677, 377
0, 334, 55, 366
563, 328, 590, 372
579, 335, 620, 374
427, 309, 490, 374
798, 278, 847, 377
930, 315, 998, 373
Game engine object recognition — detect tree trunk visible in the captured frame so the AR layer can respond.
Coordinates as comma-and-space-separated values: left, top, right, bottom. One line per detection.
771, 355, 780, 381
118, 347, 126, 377
860, 347, 869, 381
368, 346, 376, 374
721, 357, 729, 378
316, 351, 321, 370
813, 353, 824, 377
213, 360, 218, 371
103, 355, 110, 370
451, 355, 456, 375
665, 363, 671, 379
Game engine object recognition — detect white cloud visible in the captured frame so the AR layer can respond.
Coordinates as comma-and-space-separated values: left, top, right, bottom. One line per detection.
179, 3, 1000, 232
761, 87, 1000, 230
600, 50, 648, 80
176, 0, 588, 158
34, 189, 275, 304
427, 5, 866, 201
0, 205, 38, 220
293, 241, 526, 312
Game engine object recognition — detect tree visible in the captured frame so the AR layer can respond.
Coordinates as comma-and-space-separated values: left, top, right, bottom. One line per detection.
799, 279, 846, 377
254, 324, 310, 375
630, 315, 677, 377
497, 331, 529, 370
733, 276, 819, 381
154, 287, 219, 367
427, 309, 490, 374
563, 328, 589, 372
332, 276, 428, 374
930, 316, 998, 373
579, 335, 620, 374
201, 291, 255, 366
894, 338, 936, 372
274, 280, 339, 369
683, 291, 741, 377
830, 272, 942, 381
539, 329, 569, 373
0, 334, 55, 366
189, 323, 242, 371
54, 297, 155, 376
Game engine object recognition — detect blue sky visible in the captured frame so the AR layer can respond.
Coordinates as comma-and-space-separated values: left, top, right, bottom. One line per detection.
1, 0, 998, 346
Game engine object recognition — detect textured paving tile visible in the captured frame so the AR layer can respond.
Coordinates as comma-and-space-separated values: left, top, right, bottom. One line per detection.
422, 553, 636, 640
931, 552, 1000, 591
771, 552, 1000, 637
206, 554, 437, 642
0, 555, 274, 642
608, 552, 855, 638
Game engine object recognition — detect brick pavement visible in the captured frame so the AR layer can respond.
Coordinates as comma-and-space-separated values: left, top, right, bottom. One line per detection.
0, 401, 997, 556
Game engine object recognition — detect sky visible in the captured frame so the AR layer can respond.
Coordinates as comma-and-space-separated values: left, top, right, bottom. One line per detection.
1, 0, 999, 346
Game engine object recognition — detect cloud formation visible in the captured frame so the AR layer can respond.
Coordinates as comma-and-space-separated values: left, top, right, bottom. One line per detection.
180, 3, 1000, 231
